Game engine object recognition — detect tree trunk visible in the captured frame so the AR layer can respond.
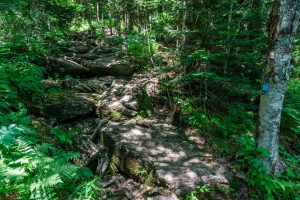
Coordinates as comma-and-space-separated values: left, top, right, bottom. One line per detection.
124, 12, 129, 51
84, 0, 95, 36
123, 11, 127, 35
181, 0, 188, 48
116, 14, 121, 36
137, 8, 142, 32
224, 1, 234, 75
257, 0, 300, 173
109, 11, 113, 36
96, 2, 100, 21
128, 11, 134, 34
102, 11, 105, 34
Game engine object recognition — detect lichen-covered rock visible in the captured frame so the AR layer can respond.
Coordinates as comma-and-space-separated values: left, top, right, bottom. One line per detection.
74, 76, 115, 94
34, 93, 96, 121
86, 56, 134, 76
96, 79, 153, 121
98, 119, 233, 198
100, 121, 156, 184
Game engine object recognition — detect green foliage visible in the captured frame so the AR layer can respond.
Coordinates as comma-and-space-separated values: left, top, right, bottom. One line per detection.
68, 177, 103, 200
175, 98, 212, 130
0, 123, 102, 200
282, 79, 300, 139
128, 35, 147, 59
174, 97, 255, 137
128, 34, 159, 69
0, 3, 102, 199
3, 56, 44, 100
0, 66, 18, 113
134, 168, 154, 185
184, 184, 215, 200
110, 111, 122, 121
50, 128, 78, 145
0, 65, 32, 126
0, 1, 298, 200
235, 135, 300, 199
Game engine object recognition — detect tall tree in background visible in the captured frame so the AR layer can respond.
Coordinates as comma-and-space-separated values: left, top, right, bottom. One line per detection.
257, 0, 300, 173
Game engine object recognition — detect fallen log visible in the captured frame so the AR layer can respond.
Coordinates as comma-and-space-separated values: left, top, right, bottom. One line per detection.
73, 136, 99, 167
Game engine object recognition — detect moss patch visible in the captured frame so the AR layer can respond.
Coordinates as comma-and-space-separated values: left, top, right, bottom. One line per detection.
111, 111, 122, 121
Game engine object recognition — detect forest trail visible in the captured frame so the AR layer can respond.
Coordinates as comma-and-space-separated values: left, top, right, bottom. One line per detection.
34, 33, 233, 199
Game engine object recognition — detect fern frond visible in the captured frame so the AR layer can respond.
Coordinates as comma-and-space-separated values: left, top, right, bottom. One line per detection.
57, 164, 79, 182
15, 139, 35, 155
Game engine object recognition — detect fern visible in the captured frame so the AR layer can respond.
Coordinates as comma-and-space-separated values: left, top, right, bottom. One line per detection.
0, 123, 101, 200
68, 177, 103, 200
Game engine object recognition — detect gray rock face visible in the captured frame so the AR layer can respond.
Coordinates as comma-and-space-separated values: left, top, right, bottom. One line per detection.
96, 79, 153, 121
74, 76, 115, 94
46, 48, 133, 77
36, 93, 96, 121
86, 56, 134, 76
99, 119, 232, 198
66, 44, 92, 54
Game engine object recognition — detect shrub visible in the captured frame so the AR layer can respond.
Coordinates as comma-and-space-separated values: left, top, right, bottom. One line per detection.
235, 135, 300, 199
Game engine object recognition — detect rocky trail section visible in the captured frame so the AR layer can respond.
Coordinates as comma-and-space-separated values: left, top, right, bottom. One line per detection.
44, 34, 134, 77
33, 33, 234, 199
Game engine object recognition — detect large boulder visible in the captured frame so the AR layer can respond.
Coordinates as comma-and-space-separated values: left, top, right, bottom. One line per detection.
99, 119, 233, 199
42, 76, 115, 94
96, 79, 153, 121
85, 56, 135, 76
74, 76, 115, 94
34, 92, 96, 121
66, 44, 92, 54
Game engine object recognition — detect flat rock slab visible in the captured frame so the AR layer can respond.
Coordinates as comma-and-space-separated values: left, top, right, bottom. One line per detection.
100, 119, 232, 197
34, 93, 97, 121
86, 57, 134, 76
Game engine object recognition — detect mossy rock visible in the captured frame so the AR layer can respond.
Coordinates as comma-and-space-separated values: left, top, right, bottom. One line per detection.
99, 126, 157, 184
34, 92, 95, 121
136, 86, 153, 117
111, 111, 122, 121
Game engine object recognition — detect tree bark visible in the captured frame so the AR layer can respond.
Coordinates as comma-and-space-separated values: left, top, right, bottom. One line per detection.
128, 11, 134, 34
109, 11, 113, 36
181, 0, 188, 48
46, 56, 90, 75
73, 137, 100, 167
96, 2, 100, 21
257, 0, 300, 173
137, 8, 142, 32
116, 14, 121, 36
224, 1, 234, 75
83, 0, 95, 35
102, 11, 105, 34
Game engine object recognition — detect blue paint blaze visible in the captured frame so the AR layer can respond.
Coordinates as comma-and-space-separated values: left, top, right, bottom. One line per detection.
262, 84, 270, 94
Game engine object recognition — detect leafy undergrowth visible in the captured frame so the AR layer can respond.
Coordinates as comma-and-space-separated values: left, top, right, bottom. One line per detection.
0, 60, 103, 199
157, 47, 300, 199
0, 2, 106, 198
